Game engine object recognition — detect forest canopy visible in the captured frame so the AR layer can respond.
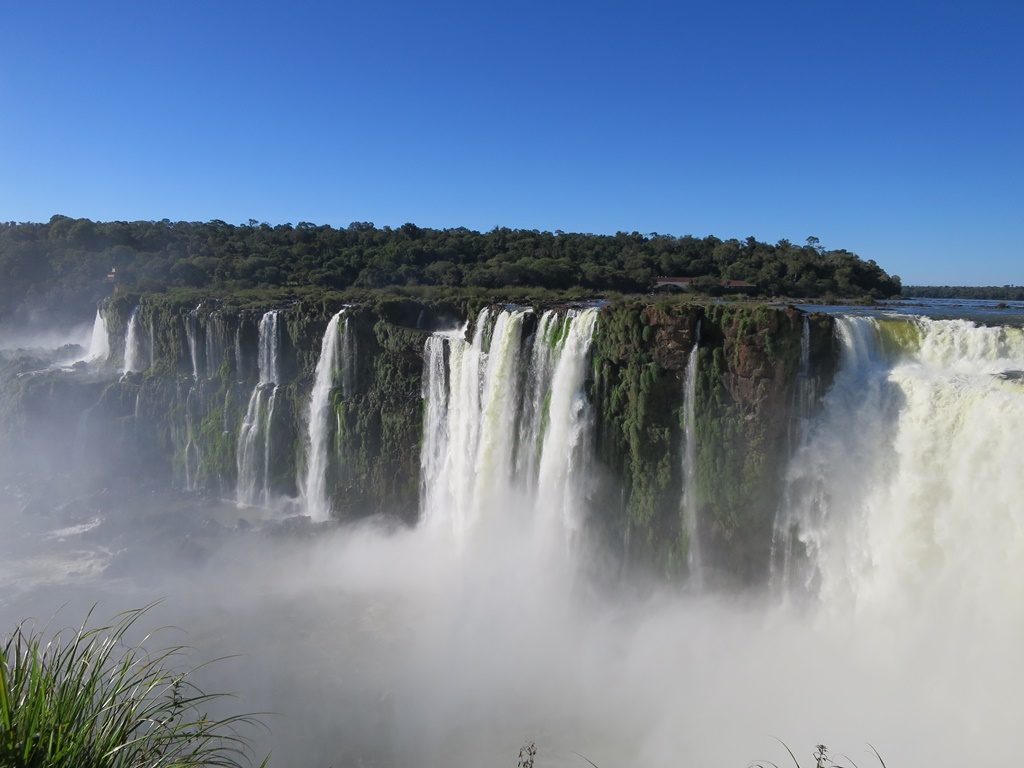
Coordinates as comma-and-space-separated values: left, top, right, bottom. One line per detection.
901, 285, 1024, 301
0, 216, 902, 326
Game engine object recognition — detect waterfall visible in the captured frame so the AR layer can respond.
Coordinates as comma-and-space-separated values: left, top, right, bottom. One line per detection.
236, 310, 283, 507
302, 310, 350, 522
777, 314, 1024, 613
204, 311, 228, 376
87, 309, 110, 362
185, 305, 203, 379
534, 308, 599, 542
234, 325, 245, 381
419, 308, 519, 538
681, 322, 702, 585
793, 314, 818, 434
257, 310, 281, 387
420, 306, 599, 546
122, 308, 145, 375
515, 311, 560, 489
340, 313, 357, 400
770, 314, 819, 588
472, 309, 530, 514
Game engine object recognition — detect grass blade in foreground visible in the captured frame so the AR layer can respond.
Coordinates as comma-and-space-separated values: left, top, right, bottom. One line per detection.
0, 604, 268, 768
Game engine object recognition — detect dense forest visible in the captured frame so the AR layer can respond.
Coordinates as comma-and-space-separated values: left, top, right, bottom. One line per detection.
0, 216, 901, 326
902, 285, 1024, 301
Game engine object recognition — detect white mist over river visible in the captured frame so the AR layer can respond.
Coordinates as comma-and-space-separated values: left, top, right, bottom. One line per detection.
2, 307, 1024, 767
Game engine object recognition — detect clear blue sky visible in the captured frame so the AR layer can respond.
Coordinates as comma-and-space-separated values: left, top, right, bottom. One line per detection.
1, 1, 1021, 284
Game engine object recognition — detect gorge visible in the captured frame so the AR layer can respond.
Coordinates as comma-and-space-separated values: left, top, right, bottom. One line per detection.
1, 292, 1023, 766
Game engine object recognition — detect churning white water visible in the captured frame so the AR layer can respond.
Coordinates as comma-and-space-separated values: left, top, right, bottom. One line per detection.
303, 310, 346, 521
779, 315, 1024, 616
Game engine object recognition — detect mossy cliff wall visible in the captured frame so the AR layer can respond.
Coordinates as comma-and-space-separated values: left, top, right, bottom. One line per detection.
108, 294, 441, 517
0, 294, 838, 582
591, 300, 837, 583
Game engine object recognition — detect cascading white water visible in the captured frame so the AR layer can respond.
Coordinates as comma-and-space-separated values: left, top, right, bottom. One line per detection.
183, 384, 202, 491
472, 309, 531, 515
185, 305, 203, 380
534, 307, 599, 543
770, 315, 822, 589
515, 311, 560, 490
204, 311, 227, 376
257, 310, 281, 387
87, 309, 110, 362
777, 314, 1024, 617
420, 306, 599, 546
419, 308, 514, 539
680, 326, 702, 585
236, 310, 282, 507
340, 314, 357, 400
302, 311, 347, 522
122, 308, 145, 375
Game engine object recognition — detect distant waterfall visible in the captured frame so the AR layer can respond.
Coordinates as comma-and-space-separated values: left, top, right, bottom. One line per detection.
183, 384, 203, 491
302, 310, 354, 521
420, 306, 599, 545
185, 305, 203, 379
204, 311, 228, 376
122, 308, 146, 375
680, 323, 702, 585
236, 310, 282, 507
775, 315, 1024, 613
87, 309, 110, 362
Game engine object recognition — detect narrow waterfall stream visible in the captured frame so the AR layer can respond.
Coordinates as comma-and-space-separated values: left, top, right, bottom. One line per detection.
236, 310, 282, 507
86, 308, 110, 362
680, 322, 702, 585
302, 310, 350, 521
122, 307, 145, 375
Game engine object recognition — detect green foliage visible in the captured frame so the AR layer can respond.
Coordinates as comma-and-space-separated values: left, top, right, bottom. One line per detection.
0, 606, 266, 768
690, 304, 805, 583
0, 217, 901, 328
590, 299, 821, 582
902, 284, 1024, 300
591, 300, 700, 574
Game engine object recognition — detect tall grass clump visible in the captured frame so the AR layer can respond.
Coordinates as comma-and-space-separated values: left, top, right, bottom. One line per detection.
751, 742, 888, 768
0, 605, 267, 768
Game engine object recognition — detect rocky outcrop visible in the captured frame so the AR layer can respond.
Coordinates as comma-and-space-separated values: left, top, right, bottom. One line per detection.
591, 300, 837, 584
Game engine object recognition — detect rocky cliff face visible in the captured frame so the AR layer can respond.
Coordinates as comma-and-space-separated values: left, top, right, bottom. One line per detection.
0, 293, 837, 582
590, 300, 837, 583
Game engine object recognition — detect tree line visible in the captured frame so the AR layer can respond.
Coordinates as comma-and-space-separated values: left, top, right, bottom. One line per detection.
901, 285, 1024, 301
0, 216, 902, 326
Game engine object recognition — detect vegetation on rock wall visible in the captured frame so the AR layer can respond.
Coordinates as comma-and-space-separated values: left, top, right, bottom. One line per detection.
0, 290, 840, 582
590, 298, 837, 582
591, 299, 699, 575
